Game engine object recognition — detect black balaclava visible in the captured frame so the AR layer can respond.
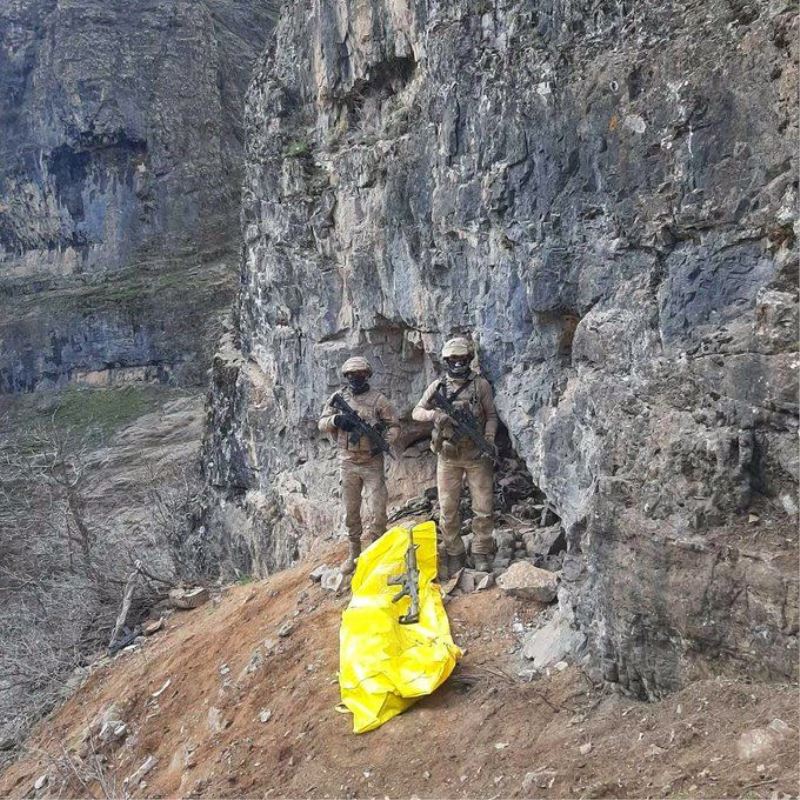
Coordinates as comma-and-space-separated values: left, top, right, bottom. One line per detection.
346, 372, 370, 395
445, 356, 471, 379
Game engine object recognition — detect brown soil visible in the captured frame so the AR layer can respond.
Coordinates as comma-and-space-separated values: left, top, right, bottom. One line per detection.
1, 542, 797, 800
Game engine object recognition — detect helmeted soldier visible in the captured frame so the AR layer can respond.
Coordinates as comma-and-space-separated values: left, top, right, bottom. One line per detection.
412, 337, 498, 576
319, 356, 400, 574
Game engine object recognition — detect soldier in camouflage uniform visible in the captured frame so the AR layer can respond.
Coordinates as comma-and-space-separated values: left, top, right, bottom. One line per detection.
319, 356, 400, 574
413, 337, 498, 576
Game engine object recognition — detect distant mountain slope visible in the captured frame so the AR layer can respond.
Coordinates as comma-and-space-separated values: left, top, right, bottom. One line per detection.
0, 0, 279, 391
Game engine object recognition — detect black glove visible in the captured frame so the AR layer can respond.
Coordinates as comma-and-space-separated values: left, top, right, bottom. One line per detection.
334, 414, 356, 432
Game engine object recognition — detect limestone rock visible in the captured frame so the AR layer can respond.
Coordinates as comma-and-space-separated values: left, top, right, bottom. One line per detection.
737, 719, 792, 762
320, 568, 345, 593
522, 770, 557, 792
522, 612, 587, 669
143, 619, 164, 636
497, 562, 558, 603
523, 525, 566, 558
125, 755, 157, 786
169, 587, 209, 610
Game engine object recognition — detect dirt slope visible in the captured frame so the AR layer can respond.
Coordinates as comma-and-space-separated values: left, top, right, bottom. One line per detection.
1, 542, 797, 800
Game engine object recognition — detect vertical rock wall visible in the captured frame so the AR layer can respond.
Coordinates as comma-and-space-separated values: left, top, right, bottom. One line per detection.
203, 0, 798, 696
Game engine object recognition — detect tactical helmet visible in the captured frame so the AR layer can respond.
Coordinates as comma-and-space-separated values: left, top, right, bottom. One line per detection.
341, 356, 373, 376
441, 337, 473, 359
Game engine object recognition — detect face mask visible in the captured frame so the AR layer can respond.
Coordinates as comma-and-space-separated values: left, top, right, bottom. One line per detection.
346, 374, 370, 394
445, 357, 471, 378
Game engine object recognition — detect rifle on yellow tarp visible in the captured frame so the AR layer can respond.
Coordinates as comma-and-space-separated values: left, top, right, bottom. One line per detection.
387, 528, 420, 624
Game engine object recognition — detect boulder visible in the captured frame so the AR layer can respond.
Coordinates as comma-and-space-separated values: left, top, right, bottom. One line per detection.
320, 568, 345, 593
169, 587, 209, 610
522, 612, 587, 669
476, 573, 495, 591
522, 770, 557, 792
523, 524, 566, 558
737, 719, 792, 762
497, 562, 558, 603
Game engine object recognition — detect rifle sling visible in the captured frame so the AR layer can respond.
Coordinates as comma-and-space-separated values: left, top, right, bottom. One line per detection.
437, 378, 472, 403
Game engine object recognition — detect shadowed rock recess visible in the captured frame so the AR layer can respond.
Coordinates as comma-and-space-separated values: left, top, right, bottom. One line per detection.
0, 0, 278, 391
200, 0, 799, 697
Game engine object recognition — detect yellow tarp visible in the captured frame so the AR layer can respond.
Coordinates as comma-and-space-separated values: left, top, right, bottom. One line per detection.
338, 521, 462, 733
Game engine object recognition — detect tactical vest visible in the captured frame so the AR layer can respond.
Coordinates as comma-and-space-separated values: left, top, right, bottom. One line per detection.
335, 388, 384, 456
431, 377, 484, 458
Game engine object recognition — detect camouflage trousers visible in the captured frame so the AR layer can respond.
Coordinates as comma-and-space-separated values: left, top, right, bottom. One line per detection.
341, 456, 388, 543
437, 455, 494, 556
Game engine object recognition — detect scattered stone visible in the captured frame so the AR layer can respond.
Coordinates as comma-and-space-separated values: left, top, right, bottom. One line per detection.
737, 719, 792, 761
207, 706, 225, 734
309, 564, 329, 582
34, 774, 48, 791
95, 703, 126, 743
522, 770, 557, 792
497, 561, 558, 602
169, 587, 209, 610
63, 666, 90, 696
125, 755, 157, 786
524, 524, 566, 558
554, 660, 568, 671
476, 573, 495, 591
442, 569, 463, 595
321, 568, 345, 593
112, 723, 128, 740
277, 621, 295, 637
748, 514, 760, 524
458, 570, 477, 593
780, 493, 798, 516
143, 618, 164, 636
259, 709, 272, 724
579, 742, 593, 755
183, 744, 198, 769
219, 664, 230, 677
522, 612, 587, 668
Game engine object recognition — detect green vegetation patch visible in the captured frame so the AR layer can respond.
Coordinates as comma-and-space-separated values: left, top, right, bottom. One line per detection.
284, 139, 311, 158
42, 385, 190, 442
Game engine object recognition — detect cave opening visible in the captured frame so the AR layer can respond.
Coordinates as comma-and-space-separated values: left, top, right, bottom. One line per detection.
389, 419, 565, 572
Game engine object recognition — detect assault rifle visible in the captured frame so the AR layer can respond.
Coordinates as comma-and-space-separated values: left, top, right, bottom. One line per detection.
431, 384, 497, 461
388, 528, 420, 624
330, 393, 394, 458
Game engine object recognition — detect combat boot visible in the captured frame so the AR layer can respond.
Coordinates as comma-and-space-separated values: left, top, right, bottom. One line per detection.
340, 540, 361, 575
472, 553, 494, 573
445, 551, 466, 578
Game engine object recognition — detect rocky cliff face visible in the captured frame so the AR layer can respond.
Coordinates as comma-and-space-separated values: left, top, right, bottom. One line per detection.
0, 0, 278, 391
203, 0, 799, 697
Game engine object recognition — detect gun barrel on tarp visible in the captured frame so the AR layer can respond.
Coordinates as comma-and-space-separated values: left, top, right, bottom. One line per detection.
387, 528, 420, 624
